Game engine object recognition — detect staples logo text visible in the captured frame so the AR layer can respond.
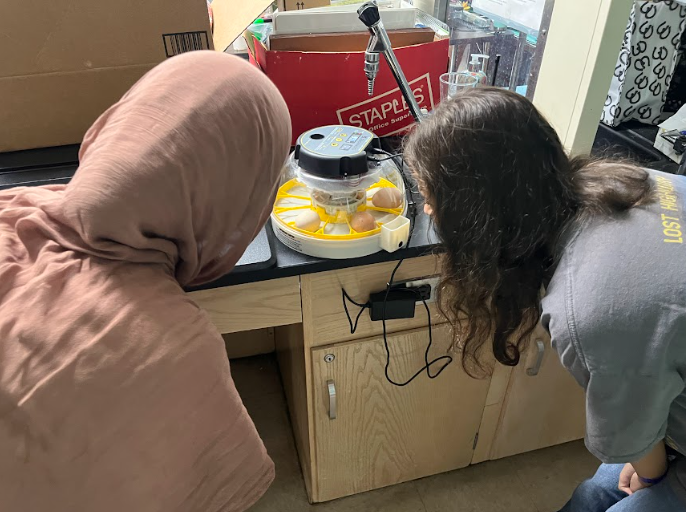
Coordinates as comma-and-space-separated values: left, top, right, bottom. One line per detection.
336, 74, 434, 135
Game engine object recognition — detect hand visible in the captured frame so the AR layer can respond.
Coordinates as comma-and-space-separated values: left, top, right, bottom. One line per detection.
618, 464, 636, 495
618, 463, 654, 495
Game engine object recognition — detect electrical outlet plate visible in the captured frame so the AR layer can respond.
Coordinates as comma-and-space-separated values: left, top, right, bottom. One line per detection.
392, 275, 441, 304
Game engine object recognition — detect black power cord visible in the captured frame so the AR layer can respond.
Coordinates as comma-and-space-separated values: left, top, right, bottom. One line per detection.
381, 259, 452, 386
342, 259, 453, 386
368, 153, 402, 162
342, 146, 442, 385
342, 289, 370, 334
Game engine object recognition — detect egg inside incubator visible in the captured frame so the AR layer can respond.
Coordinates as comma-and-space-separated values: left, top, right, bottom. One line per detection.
271, 125, 411, 259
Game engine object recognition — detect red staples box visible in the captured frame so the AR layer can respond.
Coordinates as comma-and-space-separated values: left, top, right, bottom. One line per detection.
252, 37, 449, 144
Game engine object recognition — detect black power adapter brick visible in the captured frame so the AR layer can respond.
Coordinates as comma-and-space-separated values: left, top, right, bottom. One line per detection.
368, 288, 417, 321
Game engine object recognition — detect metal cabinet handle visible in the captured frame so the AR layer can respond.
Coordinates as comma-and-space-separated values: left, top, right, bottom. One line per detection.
327, 380, 337, 420
526, 339, 545, 377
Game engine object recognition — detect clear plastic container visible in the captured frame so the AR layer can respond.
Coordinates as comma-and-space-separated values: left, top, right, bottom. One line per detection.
247, 19, 273, 44
440, 72, 478, 101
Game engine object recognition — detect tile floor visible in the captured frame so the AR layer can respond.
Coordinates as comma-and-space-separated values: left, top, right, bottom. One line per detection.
231, 355, 599, 512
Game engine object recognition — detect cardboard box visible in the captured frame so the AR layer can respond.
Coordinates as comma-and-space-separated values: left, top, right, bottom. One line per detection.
0, 0, 273, 152
272, 7, 416, 35
211, 0, 276, 54
269, 28, 435, 52
277, 0, 332, 12
251, 33, 449, 144
277, 0, 403, 12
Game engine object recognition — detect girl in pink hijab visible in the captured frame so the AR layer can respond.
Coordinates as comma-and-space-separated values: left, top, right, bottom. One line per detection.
0, 51, 291, 511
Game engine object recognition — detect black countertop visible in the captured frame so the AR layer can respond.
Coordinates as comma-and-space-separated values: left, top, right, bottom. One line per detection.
196, 209, 440, 290
1, 122, 678, 291
0, 142, 440, 291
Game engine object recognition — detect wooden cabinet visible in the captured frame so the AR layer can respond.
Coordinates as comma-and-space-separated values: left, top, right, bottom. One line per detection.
486, 327, 586, 460
310, 324, 491, 501
199, 255, 587, 503
301, 255, 445, 347
189, 276, 301, 334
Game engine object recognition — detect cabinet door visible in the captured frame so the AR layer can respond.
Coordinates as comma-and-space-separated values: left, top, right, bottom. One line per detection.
488, 327, 585, 460
311, 324, 491, 502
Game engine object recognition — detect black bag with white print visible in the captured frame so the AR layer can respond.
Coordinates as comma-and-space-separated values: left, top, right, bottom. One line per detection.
601, 0, 686, 127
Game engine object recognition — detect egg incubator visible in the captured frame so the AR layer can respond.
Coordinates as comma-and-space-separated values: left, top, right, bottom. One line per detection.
271, 125, 410, 259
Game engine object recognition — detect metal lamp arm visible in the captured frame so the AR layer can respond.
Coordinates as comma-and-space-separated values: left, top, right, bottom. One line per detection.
358, 2, 425, 123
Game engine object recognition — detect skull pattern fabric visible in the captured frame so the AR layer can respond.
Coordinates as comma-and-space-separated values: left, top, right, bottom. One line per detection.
601, 0, 686, 127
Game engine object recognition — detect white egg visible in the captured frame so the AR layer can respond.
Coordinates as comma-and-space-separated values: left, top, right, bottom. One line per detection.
295, 210, 321, 232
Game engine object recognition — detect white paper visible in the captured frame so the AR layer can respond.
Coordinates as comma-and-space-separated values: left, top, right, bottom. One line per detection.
472, 0, 546, 33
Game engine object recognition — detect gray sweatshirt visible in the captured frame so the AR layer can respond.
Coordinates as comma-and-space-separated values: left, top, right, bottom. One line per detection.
541, 169, 686, 465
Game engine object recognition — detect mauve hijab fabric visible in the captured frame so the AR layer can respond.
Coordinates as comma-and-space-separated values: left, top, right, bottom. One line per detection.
0, 51, 291, 511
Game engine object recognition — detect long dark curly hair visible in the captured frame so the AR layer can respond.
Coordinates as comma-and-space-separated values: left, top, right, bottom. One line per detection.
404, 88, 653, 374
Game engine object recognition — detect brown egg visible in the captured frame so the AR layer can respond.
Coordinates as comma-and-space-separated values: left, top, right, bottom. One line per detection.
372, 187, 403, 209
294, 210, 321, 232
350, 211, 376, 233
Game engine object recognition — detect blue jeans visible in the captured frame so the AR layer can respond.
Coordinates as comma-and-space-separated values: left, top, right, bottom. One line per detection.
559, 463, 686, 512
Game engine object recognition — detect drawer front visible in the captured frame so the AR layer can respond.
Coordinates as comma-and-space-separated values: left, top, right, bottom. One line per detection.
302, 255, 446, 347
189, 277, 302, 334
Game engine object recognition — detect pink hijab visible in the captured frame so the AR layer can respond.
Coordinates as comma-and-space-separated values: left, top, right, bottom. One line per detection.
0, 51, 291, 511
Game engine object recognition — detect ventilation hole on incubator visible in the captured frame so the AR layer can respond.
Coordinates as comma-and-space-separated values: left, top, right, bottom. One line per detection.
310, 133, 325, 140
